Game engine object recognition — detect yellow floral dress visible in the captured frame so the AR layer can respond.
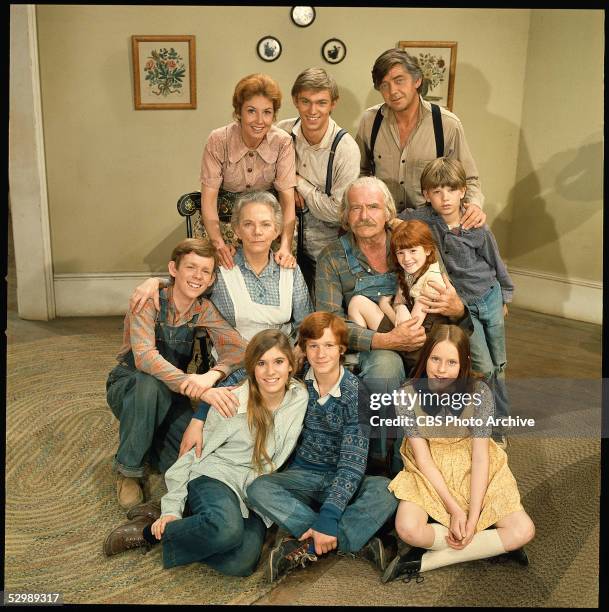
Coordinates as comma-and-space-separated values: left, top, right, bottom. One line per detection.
388, 381, 523, 532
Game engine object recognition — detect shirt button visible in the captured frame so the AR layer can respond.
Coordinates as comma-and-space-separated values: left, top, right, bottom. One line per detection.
400, 181, 404, 185
367, 268, 371, 272
248, 151, 254, 157
247, 168, 253, 173
303, 163, 306, 167
246, 184, 251, 188
401, 159, 405, 164
378, 155, 382, 159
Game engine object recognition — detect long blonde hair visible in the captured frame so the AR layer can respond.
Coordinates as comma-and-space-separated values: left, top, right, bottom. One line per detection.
243, 329, 295, 474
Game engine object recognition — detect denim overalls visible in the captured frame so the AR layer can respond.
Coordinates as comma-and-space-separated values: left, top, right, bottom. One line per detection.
340, 235, 397, 304
106, 292, 200, 477
340, 235, 404, 473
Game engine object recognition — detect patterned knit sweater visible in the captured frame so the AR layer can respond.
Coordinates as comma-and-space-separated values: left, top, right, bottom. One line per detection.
291, 367, 370, 536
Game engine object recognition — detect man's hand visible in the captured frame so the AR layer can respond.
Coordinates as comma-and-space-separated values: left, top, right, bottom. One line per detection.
130, 277, 162, 313
299, 528, 338, 556
387, 217, 404, 231
179, 370, 221, 400
151, 515, 178, 540
419, 273, 465, 319
179, 418, 204, 458
202, 386, 240, 418
460, 203, 486, 230
274, 247, 296, 269
372, 317, 426, 352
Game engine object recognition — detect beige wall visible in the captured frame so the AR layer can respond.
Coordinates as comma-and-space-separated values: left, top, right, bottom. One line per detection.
504, 9, 603, 282
36, 5, 532, 274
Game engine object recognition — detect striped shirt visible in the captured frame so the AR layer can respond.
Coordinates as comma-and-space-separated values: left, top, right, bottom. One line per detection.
116, 286, 247, 393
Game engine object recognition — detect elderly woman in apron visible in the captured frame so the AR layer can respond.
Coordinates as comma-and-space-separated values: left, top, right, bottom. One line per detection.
198, 73, 297, 270
131, 190, 313, 410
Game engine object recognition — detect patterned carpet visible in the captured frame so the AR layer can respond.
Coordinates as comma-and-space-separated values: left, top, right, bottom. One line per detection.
4, 328, 274, 605
5, 321, 600, 606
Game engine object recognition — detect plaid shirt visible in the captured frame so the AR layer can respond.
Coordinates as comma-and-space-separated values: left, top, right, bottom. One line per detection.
210, 248, 313, 343
315, 230, 397, 352
116, 286, 246, 393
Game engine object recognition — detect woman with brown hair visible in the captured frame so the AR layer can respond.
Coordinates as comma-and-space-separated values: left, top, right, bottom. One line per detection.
103, 329, 308, 577
199, 73, 297, 270
383, 324, 534, 582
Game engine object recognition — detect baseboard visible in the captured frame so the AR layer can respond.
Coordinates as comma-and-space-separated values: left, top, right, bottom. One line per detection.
508, 266, 602, 325
54, 273, 159, 317
54, 269, 603, 324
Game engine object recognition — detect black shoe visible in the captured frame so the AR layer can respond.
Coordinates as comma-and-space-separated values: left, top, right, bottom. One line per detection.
381, 547, 426, 584
488, 546, 529, 566
265, 537, 318, 583
338, 536, 387, 572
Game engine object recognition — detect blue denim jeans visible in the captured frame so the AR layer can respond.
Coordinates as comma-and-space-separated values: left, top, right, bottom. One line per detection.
106, 369, 193, 477
247, 468, 397, 553
162, 475, 266, 576
467, 282, 509, 423
358, 349, 406, 474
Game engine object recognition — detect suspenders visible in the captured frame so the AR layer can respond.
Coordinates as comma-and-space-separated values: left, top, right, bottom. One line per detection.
368, 102, 445, 175
291, 118, 348, 195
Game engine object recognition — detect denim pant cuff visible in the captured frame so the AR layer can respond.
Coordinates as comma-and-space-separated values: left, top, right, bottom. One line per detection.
113, 456, 145, 478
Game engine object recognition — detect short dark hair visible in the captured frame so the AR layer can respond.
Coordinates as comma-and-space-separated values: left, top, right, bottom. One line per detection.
371, 48, 423, 90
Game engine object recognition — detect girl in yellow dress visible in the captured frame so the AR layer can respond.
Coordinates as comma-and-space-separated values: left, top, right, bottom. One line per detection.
383, 324, 535, 582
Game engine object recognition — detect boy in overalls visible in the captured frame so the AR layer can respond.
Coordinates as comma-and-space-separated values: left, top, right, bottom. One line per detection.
106, 238, 247, 510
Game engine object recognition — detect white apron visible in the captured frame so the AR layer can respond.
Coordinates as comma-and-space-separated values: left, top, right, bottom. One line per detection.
213, 262, 293, 357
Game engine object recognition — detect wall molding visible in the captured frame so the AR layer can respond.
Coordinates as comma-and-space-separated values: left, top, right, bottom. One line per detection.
9, 5, 56, 320
55, 268, 602, 325
508, 266, 602, 325
54, 273, 160, 317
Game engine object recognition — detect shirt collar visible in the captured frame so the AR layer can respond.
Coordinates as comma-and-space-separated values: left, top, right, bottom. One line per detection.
292, 117, 337, 151
227, 122, 275, 165
236, 247, 277, 277
305, 366, 344, 400
349, 229, 395, 270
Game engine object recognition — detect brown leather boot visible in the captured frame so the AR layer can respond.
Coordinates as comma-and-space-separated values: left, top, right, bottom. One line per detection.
126, 501, 161, 522
103, 517, 154, 556
116, 474, 144, 510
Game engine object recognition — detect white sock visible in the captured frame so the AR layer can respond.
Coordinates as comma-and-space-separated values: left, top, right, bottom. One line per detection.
420, 528, 506, 572
428, 524, 450, 551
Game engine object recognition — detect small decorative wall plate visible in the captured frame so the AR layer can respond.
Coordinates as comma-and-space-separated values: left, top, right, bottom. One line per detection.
321, 38, 346, 64
257, 36, 282, 62
291, 6, 316, 27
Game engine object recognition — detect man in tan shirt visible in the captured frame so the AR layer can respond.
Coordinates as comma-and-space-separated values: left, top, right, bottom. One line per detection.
356, 48, 485, 229
277, 68, 360, 289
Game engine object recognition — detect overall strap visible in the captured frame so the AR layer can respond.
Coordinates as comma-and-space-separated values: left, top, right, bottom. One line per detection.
290, 117, 301, 143
157, 290, 168, 324
324, 128, 348, 196
339, 234, 365, 276
431, 103, 445, 158
369, 106, 385, 176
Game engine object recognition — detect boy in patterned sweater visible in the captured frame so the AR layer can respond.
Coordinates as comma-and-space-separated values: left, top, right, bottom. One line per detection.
247, 312, 398, 582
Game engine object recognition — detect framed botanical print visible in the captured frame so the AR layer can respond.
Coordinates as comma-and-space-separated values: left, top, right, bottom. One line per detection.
132, 35, 196, 110
398, 41, 457, 111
